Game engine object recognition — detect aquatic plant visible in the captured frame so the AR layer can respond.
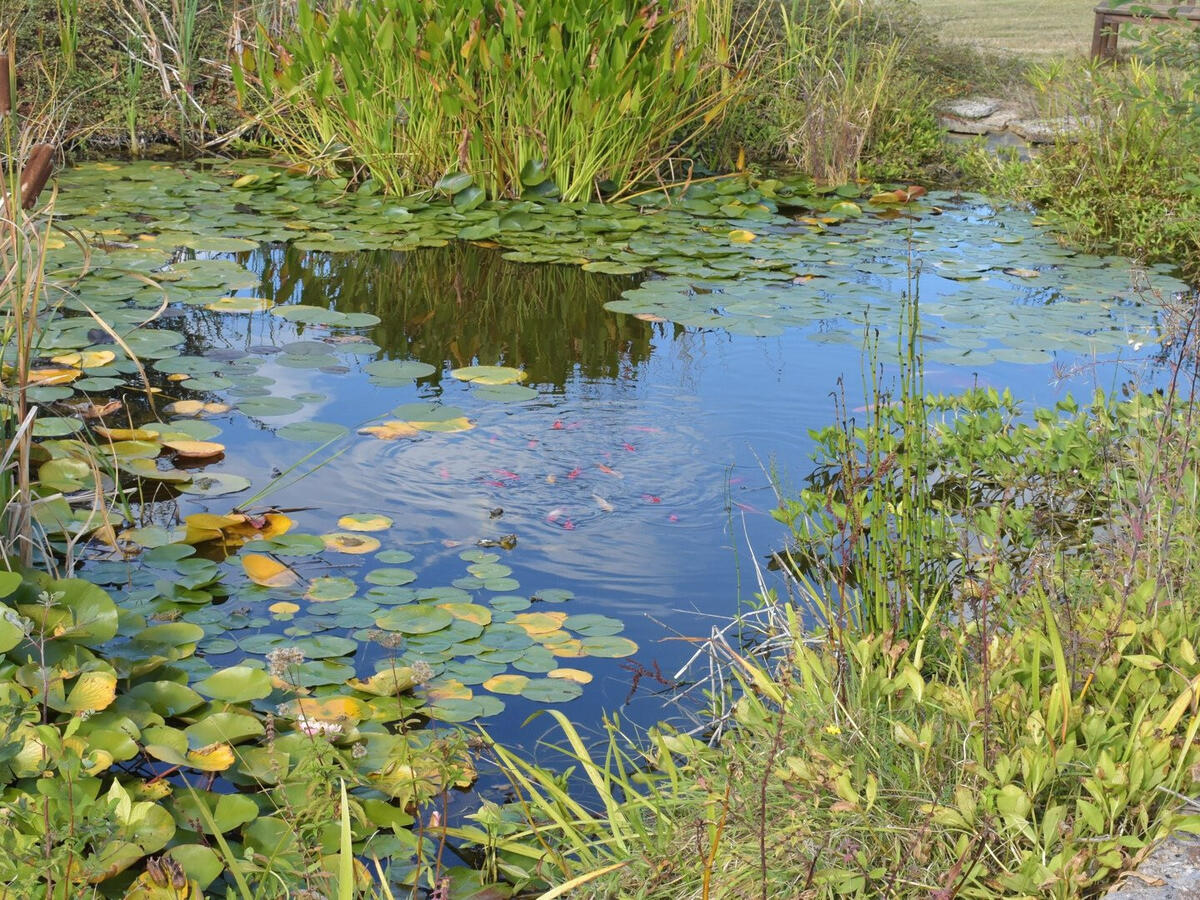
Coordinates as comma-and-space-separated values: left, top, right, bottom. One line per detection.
233, 0, 744, 200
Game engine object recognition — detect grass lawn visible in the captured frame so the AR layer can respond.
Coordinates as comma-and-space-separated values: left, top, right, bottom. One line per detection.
916, 0, 1096, 56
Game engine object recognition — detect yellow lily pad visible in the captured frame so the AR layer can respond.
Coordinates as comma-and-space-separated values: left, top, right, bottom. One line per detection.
164, 439, 226, 459
269, 601, 300, 615
165, 400, 231, 417
548, 668, 593, 684
322, 532, 381, 554
336, 513, 393, 532
242, 553, 298, 588
358, 421, 420, 441
51, 350, 116, 368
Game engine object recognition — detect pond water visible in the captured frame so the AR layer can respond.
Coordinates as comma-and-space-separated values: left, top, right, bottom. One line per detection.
35, 162, 1190, 754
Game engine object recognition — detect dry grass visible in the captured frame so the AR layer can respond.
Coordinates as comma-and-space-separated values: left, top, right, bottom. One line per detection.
915, 0, 1094, 57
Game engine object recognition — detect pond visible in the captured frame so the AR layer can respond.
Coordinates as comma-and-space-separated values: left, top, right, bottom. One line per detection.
32, 161, 1189, 752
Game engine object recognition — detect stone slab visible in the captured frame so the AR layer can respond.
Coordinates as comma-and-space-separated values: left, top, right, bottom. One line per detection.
1106, 833, 1200, 898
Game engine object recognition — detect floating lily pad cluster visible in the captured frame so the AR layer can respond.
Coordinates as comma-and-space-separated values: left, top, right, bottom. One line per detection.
85, 505, 638, 724
0, 566, 499, 893
36, 161, 1188, 387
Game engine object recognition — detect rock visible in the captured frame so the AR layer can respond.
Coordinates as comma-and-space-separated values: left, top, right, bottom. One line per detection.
1008, 117, 1086, 143
940, 97, 1005, 119
1105, 832, 1200, 898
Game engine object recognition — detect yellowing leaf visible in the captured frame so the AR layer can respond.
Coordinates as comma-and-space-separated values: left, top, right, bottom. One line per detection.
65, 670, 117, 712
408, 417, 474, 433
337, 513, 393, 532
186, 742, 236, 772
28, 368, 81, 386
358, 421, 420, 441
165, 440, 226, 459
439, 603, 492, 626
51, 350, 116, 368
510, 612, 568, 635
548, 668, 593, 684
269, 601, 300, 615
483, 674, 529, 695
167, 373, 190, 382
279, 695, 371, 725
347, 668, 418, 696
548, 639, 586, 657
242, 553, 298, 587
165, 400, 231, 417
94, 426, 159, 442
423, 679, 471, 702
728, 229, 756, 243
322, 532, 381, 554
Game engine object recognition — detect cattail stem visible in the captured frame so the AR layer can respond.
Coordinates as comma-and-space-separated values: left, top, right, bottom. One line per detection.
0, 54, 11, 118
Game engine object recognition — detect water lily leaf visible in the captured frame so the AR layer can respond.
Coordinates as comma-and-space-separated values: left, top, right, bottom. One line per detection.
166, 844, 224, 890
164, 400, 230, 417
128, 680, 205, 716
363, 359, 437, 380
94, 426, 159, 442
164, 439, 225, 459
294, 635, 358, 659
375, 604, 453, 635
473, 384, 538, 402
206, 296, 275, 313
482, 674, 528, 695
578, 635, 638, 658
322, 532, 380, 554
548, 667, 593, 684
262, 533, 326, 556
278, 695, 371, 726
242, 554, 298, 588
60, 670, 117, 713
33, 416, 84, 437
728, 229, 756, 242
185, 712, 265, 746
365, 568, 417, 586
518, 678, 583, 703
450, 365, 527, 385
359, 421, 420, 440
51, 350, 116, 368
348, 667, 419, 696
564, 613, 625, 636
426, 695, 505, 722
194, 665, 273, 703
510, 612, 568, 635
306, 577, 357, 602
269, 601, 300, 617
172, 791, 258, 835
178, 473, 252, 497
237, 396, 303, 417
436, 171, 474, 194
27, 367, 81, 386
440, 603, 492, 626
337, 513, 393, 532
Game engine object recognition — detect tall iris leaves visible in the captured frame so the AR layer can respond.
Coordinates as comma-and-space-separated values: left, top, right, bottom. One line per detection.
236, 0, 736, 199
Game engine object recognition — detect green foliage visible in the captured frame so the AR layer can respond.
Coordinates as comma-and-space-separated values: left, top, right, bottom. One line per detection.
959, 54, 1200, 277
235, 0, 741, 200
477, 383, 1200, 897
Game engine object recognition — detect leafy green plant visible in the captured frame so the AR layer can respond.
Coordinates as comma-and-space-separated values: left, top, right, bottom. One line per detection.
234, 0, 744, 200
959, 54, 1200, 276
52, 0, 79, 73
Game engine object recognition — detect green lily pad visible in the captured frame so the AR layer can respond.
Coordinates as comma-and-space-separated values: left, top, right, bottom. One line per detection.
450, 365, 527, 385
194, 665, 273, 703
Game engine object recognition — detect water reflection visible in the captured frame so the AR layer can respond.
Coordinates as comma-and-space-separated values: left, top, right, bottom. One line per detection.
239, 243, 660, 387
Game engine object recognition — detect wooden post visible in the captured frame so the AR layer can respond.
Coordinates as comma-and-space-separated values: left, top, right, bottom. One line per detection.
20, 143, 54, 210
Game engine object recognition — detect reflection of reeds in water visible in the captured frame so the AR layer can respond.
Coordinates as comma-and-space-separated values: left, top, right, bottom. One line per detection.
243, 243, 659, 387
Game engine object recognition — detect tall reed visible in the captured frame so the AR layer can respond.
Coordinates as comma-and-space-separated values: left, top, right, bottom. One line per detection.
235, 0, 744, 199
